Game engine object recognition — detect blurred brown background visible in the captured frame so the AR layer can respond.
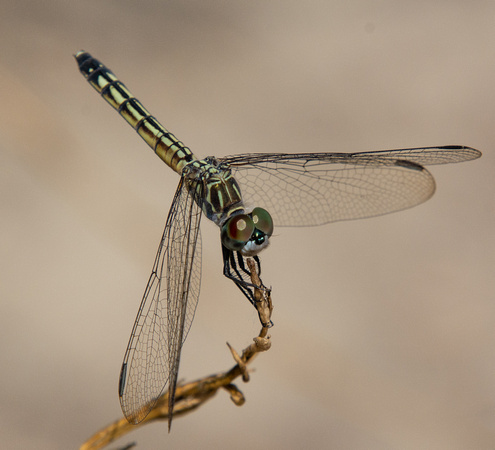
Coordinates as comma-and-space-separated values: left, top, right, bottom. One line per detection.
1, 1, 493, 448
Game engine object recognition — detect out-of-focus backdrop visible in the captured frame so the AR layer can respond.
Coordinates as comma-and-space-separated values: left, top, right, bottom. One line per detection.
1, 1, 493, 448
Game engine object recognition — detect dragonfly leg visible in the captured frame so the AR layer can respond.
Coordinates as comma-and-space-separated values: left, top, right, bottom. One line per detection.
222, 245, 273, 327
222, 245, 256, 305
235, 253, 262, 278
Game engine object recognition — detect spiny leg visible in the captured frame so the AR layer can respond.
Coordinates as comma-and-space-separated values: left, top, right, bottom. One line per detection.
222, 245, 272, 327
222, 245, 256, 306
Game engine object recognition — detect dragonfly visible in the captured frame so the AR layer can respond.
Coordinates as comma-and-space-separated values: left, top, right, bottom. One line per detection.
75, 51, 481, 428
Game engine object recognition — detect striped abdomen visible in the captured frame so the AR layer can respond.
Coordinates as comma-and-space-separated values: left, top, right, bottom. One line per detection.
75, 51, 196, 174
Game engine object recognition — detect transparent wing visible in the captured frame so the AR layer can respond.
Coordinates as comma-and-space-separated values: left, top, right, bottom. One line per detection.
119, 176, 202, 425
219, 146, 481, 227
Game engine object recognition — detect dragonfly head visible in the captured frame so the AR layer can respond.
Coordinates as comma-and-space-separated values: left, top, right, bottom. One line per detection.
221, 207, 273, 256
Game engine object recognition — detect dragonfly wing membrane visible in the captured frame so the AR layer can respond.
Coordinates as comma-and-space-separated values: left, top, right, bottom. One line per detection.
119, 177, 202, 425
224, 155, 434, 227
221, 146, 481, 227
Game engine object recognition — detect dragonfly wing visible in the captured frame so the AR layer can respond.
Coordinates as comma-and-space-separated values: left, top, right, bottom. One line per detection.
352, 145, 481, 165
119, 176, 202, 425
220, 146, 481, 227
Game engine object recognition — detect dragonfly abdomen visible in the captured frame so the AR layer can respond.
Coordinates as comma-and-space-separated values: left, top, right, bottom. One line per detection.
75, 51, 196, 174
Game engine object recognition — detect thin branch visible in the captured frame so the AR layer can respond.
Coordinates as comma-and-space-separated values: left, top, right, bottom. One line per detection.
80, 257, 273, 450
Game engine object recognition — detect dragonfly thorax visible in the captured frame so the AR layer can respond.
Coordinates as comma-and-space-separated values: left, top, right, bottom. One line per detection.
184, 158, 274, 256
184, 157, 245, 226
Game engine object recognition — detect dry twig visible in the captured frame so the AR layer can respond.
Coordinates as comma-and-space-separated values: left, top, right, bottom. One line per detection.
80, 257, 273, 450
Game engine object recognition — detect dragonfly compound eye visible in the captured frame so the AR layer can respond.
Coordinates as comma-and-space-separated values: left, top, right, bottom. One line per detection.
251, 207, 273, 237
221, 214, 255, 251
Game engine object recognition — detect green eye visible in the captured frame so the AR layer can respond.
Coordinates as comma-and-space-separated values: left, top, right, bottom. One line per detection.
251, 207, 273, 237
221, 214, 255, 251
